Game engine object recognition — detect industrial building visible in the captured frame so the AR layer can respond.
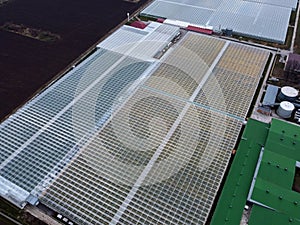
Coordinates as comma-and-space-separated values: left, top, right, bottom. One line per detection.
141, 0, 297, 43
0, 21, 271, 224
254, 83, 300, 124
211, 118, 300, 225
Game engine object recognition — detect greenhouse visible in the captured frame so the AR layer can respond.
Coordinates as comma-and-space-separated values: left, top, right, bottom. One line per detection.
142, 0, 295, 43
0, 23, 270, 224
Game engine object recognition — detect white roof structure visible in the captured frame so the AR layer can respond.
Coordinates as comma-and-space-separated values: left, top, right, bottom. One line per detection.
243, 0, 297, 10
98, 22, 180, 61
281, 86, 299, 98
280, 101, 295, 111
277, 101, 295, 118
142, 0, 295, 43
0, 23, 270, 224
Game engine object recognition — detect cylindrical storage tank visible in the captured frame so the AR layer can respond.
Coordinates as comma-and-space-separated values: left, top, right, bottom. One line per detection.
276, 101, 295, 118
278, 86, 298, 102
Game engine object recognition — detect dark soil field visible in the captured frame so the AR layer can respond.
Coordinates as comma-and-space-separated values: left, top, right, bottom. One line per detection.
0, 0, 150, 121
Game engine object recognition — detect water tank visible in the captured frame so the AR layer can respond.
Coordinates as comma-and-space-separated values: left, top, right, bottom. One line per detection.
278, 86, 298, 102
276, 101, 295, 118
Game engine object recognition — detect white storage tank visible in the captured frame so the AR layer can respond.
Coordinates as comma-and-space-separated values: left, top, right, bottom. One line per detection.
278, 86, 298, 102
276, 101, 295, 118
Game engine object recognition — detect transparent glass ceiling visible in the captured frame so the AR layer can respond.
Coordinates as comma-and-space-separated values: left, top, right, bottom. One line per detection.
0, 27, 269, 224
243, 0, 297, 10
98, 23, 180, 61
40, 33, 268, 224
142, 0, 294, 43
0, 48, 152, 207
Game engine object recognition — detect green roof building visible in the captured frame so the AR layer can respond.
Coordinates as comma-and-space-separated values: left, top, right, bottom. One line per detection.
211, 118, 300, 225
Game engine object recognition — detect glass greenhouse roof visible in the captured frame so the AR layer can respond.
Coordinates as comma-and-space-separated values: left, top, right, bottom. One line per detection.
98, 23, 180, 61
0, 23, 270, 224
243, 0, 297, 10
142, 0, 295, 43
0, 48, 153, 207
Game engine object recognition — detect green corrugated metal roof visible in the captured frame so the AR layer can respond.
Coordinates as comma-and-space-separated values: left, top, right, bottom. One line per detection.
257, 150, 295, 189
265, 119, 300, 161
210, 119, 270, 225
249, 205, 300, 225
251, 178, 300, 219
249, 119, 300, 222
211, 118, 300, 225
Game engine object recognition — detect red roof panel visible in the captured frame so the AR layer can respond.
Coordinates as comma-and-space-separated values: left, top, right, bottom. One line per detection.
130, 21, 147, 29
187, 25, 212, 35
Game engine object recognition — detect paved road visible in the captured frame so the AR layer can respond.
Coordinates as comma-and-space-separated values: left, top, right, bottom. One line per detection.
0, 212, 22, 225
